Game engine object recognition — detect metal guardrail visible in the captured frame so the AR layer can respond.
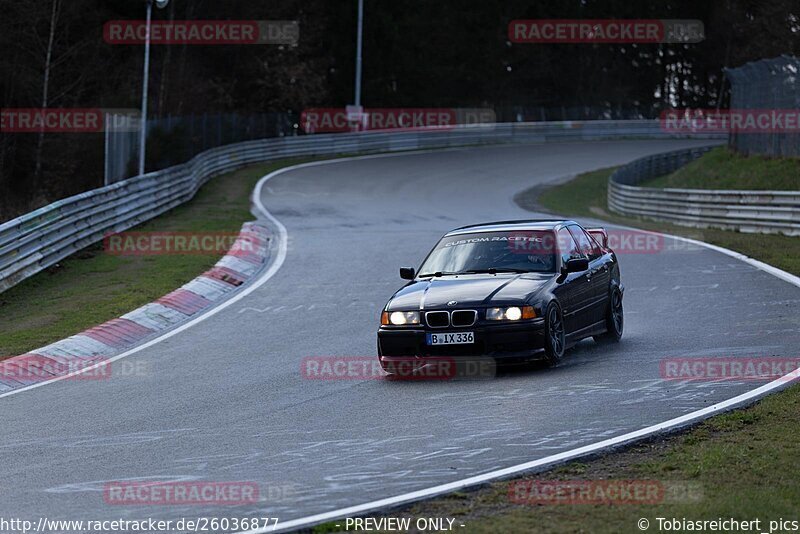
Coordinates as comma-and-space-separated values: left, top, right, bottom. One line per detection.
608, 146, 800, 236
0, 120, 723, 294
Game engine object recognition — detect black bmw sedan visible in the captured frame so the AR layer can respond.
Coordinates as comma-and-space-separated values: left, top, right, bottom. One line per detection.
377, 220, 624, 370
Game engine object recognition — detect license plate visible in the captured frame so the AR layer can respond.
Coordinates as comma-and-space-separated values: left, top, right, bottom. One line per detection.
427, 332, 475, 345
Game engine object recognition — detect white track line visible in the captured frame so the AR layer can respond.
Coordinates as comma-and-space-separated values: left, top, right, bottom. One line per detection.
612, 224, 800, 288
239, 169, 800, 534
0, 149, 469, 400
249, 368, 800, 534
5, 147, 799, 534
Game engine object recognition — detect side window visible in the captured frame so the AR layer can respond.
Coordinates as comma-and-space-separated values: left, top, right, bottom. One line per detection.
584, 230, 604, 260
556, 228, 581, 267
568, 225, 602, 260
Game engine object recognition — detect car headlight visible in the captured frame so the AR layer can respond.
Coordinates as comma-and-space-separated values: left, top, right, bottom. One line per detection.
381, 310, 421, 326
486, 306, 536, 321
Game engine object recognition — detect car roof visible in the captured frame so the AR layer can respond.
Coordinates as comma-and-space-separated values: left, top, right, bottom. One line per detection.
445, 219, 577, 236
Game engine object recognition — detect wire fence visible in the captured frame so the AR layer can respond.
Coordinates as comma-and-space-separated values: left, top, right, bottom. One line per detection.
725, 55, 800, 158
6, 120, 724, 293
103, 106, 666, 186
104, 112, 295, 185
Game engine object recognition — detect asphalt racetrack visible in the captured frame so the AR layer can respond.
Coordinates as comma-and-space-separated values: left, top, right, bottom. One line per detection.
2, 140, 799, 527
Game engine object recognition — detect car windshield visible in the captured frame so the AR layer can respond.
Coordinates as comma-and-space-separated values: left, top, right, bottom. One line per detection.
418, 231, 557, 276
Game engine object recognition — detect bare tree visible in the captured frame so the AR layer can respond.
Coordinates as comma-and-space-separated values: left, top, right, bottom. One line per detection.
34, 0, 61, 181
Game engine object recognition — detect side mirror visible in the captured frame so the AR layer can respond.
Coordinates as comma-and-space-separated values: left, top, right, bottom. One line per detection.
400, 267, 416, 280
563, 257, 589, 273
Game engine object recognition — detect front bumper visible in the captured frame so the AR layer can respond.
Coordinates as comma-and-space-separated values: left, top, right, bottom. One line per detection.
377, 319, 546, 361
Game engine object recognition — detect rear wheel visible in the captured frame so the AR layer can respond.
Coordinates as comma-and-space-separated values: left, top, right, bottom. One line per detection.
544, 302, 565, 366
594, 287, 623, 342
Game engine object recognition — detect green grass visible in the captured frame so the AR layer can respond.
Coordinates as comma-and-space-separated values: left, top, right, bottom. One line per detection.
307, 151, 800, 533
535, 167, 613, 219
340, 385, 800, 533
0, 144, 460, 360
644, 147, 800, 190
0, 158, 316, 360
534, 166, 800, 276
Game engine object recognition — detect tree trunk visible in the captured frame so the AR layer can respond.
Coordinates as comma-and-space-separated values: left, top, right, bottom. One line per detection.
33, 0, 60, 182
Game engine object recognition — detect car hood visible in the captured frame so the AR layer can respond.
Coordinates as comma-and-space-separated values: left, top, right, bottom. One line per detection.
387, 273, 553, 310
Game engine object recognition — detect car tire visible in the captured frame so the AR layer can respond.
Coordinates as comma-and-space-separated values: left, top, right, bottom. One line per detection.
594, 286, 623, 343
544, 302, 566, 366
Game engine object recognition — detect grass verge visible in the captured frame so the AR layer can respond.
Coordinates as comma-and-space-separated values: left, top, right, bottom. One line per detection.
644, 146, 800, 190
310, 155, 800, 533
0, 158, 317, 360
0, 144, 468, 360
314, 384, 799, 533
531, 166, 800, 276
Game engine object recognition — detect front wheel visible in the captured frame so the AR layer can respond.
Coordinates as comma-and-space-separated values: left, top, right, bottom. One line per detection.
594, 287, 623, 343
544, 302, 565, 366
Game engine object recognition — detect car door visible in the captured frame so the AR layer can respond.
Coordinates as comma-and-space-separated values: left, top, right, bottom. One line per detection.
569, 225, 609, 326
556, 227, 593, 335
